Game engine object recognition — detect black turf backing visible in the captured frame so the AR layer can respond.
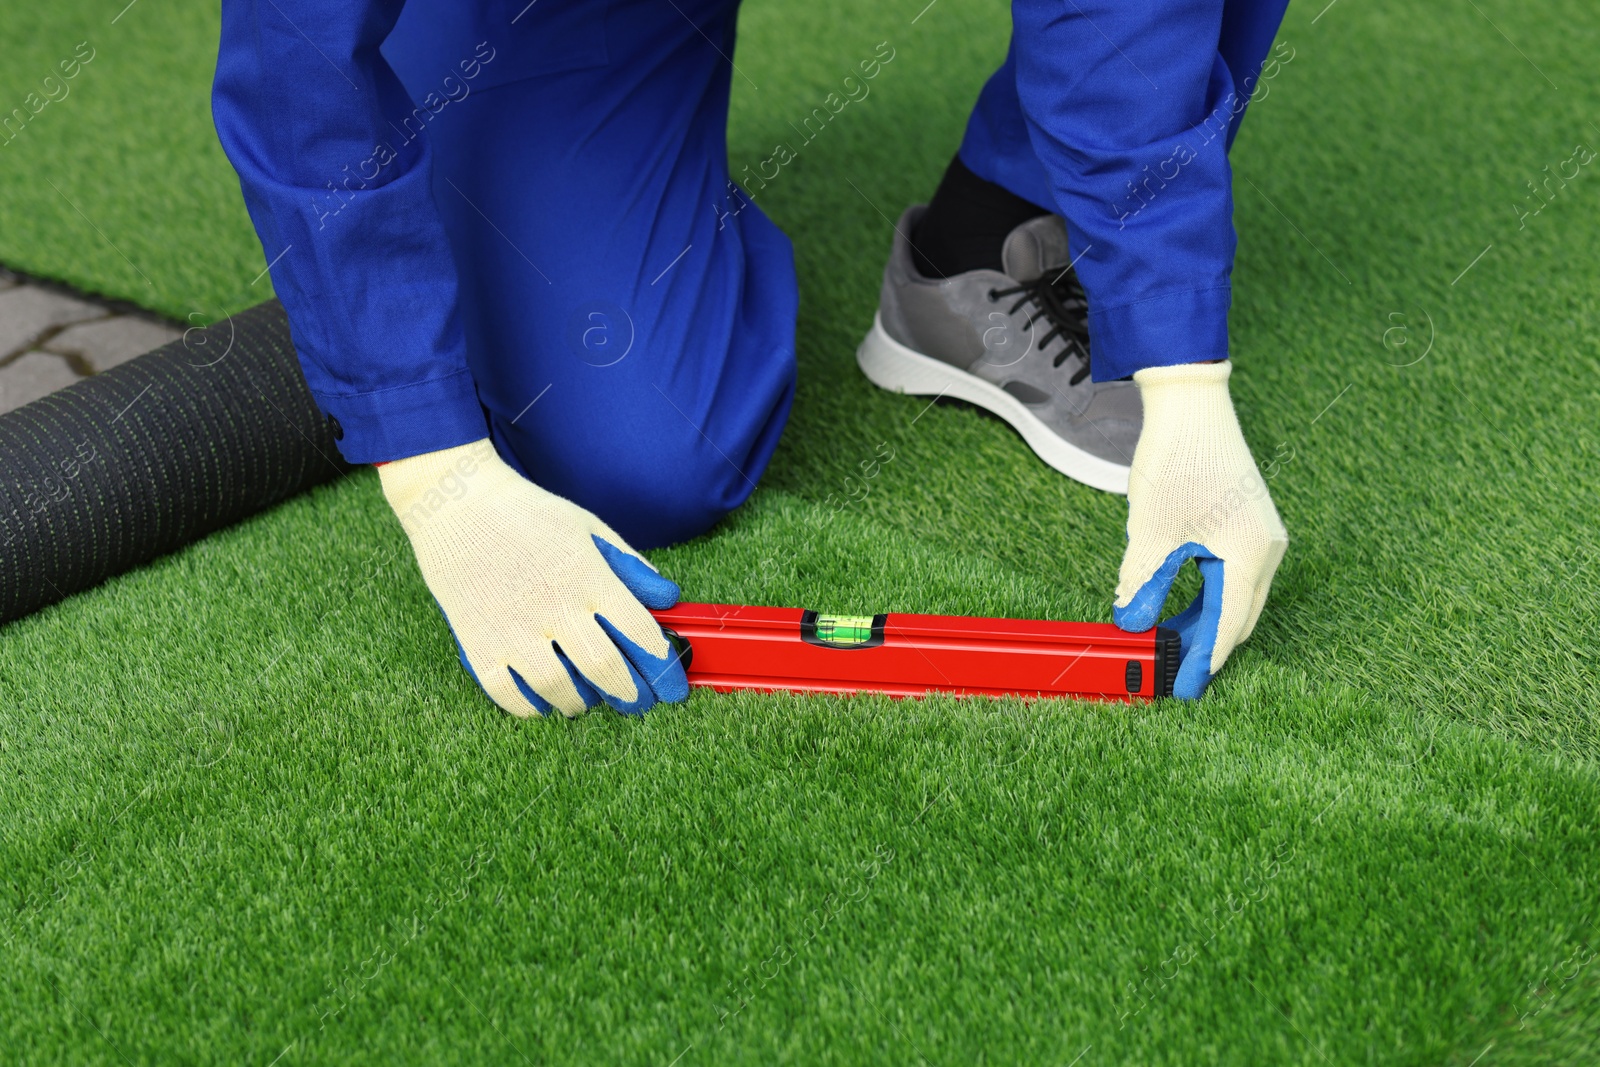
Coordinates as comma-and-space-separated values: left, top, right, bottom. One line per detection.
0, 300, 351, 625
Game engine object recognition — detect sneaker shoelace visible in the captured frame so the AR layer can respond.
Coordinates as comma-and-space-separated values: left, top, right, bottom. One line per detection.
988, 267, 1093, 385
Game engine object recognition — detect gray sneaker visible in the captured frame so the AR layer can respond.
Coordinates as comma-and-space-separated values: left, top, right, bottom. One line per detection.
857, 206, 1141, 494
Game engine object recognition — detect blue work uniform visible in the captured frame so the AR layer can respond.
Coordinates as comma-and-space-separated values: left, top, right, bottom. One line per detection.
213, 0, 1289, 548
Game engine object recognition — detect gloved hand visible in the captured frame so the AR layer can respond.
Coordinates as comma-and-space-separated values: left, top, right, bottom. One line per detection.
377, 439, 689, 717
1112, 361, 1288, 698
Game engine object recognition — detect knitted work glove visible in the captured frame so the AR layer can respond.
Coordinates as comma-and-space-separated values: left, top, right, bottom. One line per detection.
378, 439, 689, 717
1113, 361, 1288, 698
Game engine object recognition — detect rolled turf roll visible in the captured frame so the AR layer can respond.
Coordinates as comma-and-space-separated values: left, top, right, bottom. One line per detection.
0, 300, 352, 625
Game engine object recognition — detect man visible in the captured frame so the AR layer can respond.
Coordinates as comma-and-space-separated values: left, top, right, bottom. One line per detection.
213, 0, 1288, 715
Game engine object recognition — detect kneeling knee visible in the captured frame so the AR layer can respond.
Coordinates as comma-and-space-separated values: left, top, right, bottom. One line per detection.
584, 437, 757, 549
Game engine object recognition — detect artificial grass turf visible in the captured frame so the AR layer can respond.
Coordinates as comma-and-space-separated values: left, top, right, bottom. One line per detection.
3, 0, 1600, 1063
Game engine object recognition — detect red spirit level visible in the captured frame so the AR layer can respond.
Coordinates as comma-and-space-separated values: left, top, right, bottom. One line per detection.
650, 603, 1178, 702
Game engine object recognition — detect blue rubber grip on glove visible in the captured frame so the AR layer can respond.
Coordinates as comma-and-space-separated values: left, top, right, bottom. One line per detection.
1113, 542, 1226, 700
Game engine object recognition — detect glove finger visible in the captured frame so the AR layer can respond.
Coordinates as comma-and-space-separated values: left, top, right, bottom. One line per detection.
591, 585, 674, 661
511, 648, 605, 716
1235, 538, 1288, 648
593, 535, 680, 610
1207, 544, 1282, 672
598, 613, 691, 705
1113, 541, 1208, 633
1171, 556, 1227, 700
510, 644, 593, 718
587, 517, 653, 564
436, 601, 550, 718
587, 516, 661, 578
579, 648, 653, 717
559, 617, 652, 713
1236, 577, 1273, 650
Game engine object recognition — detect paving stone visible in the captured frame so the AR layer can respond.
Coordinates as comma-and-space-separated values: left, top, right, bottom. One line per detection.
45, 315, 182, 373
0, 351, 82, 415
0, 285, 107, 361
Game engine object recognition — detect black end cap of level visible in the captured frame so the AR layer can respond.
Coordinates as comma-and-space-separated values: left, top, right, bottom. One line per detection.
660, 628, 693, 672
1153, 627, 1180, 697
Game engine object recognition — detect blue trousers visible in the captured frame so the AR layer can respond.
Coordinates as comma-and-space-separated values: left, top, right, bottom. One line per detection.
960, 0, 1292, 380
381, 0, 798, 549
216, 0, 1288, 548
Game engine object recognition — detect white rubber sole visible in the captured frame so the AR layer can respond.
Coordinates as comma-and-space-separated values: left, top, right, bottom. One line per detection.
856, 312, 1130, 495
